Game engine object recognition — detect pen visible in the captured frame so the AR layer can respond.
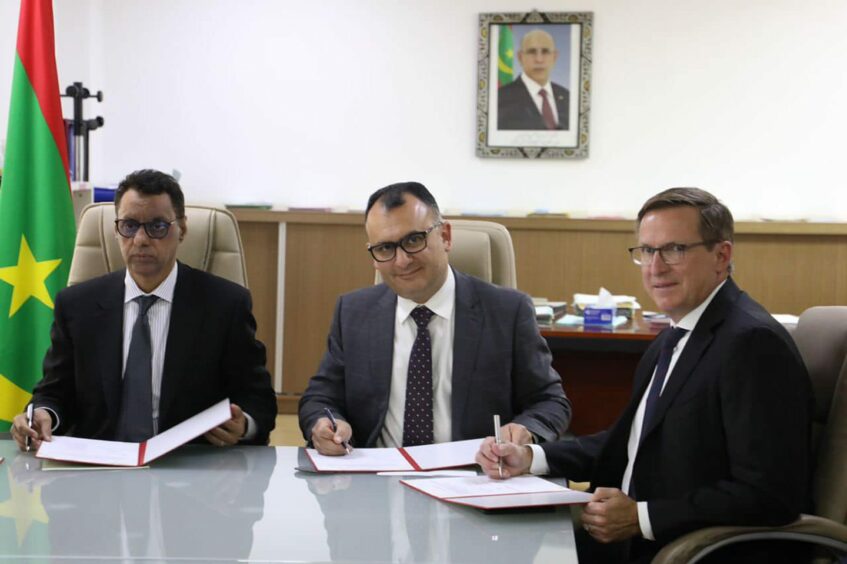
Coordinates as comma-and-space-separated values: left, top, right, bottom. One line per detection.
493, 414, 503, 478
323, 407, 352, 454
25, 404, 33, 452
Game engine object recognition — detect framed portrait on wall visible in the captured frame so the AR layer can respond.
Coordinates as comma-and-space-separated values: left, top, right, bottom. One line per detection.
476, 11, 593, 159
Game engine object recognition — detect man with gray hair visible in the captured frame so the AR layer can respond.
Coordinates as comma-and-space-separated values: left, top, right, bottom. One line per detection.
498, 28, 570, 130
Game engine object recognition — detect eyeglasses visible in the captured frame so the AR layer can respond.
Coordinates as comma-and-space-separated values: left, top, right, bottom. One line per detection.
628, 241, 715, 266
115, 218, 179, 240
367, 222, 443, 262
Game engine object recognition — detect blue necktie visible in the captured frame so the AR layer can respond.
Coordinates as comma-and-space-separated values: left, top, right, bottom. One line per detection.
116, 295, 158, 442
403, 306, 435, 447
639, 327, 688, 445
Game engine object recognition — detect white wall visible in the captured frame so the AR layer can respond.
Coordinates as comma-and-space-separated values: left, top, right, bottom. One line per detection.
2, 0, 846, 220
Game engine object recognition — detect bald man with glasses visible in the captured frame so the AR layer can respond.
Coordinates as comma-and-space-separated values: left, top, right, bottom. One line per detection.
12, 169, 276, 451
299, 181, 571, 455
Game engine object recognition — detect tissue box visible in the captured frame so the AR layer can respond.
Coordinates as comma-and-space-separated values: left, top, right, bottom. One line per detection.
584, 306, 616, 326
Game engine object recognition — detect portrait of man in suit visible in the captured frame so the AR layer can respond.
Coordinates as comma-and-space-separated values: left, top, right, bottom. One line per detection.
299, 181, 571, 455
11, 169, 277, 450
477, 187, 813, 563
497, 28, 570, 131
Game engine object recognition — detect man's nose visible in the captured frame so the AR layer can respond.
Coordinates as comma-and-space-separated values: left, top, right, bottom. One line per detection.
394, 247, 413, 267
647, 251, 670, 273
132, 226, 152, 243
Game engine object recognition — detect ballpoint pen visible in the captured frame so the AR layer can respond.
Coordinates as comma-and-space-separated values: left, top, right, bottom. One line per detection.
493, 414, 503, 478
25, 404, 33, 452
324, 407, 352, 454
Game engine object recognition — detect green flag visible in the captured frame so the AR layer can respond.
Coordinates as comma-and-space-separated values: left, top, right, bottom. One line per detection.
497, 24, 514, 87
0, 0, 75, 429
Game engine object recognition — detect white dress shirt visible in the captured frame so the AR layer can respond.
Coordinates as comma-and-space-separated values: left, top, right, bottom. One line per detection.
520, 73, 559, 126
122, 265, 178, 434
378, 268, 456, 447
529, 280, 727, 540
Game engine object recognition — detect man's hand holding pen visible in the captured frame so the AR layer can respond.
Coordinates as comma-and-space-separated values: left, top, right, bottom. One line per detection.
311, 409, 353, 456
475, 435, 534, 480
11, 407, 53, 452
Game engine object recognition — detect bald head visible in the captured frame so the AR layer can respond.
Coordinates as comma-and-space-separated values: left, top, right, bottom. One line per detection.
518, 29, 558, 85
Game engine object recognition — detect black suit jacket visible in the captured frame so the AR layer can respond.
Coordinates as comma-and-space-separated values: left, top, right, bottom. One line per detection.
542, 278, 812, 551
298, 270, 571, 446
497, 76, 570, 130
32, 262, 277, 444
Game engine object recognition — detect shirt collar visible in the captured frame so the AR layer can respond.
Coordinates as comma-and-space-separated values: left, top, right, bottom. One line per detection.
673, 279, 727, 332
520, 73, 553, 97
396, 268, 455, 323
124, 262, 179, 304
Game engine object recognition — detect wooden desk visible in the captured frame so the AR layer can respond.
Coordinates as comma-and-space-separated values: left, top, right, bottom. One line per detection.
541, 317, 662, 436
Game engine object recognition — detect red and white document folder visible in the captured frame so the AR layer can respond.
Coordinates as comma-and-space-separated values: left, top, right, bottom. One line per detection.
304, 438, 483, 473
401, 475, 592, 510
36, 399, 232, 467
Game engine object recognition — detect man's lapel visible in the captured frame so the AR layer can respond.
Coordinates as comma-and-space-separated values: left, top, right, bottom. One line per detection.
95, 272, 128, 422
450, 271, 482, 439
640, 279, 740, 440
366, 286, 397, 444
159, 263, 202, 423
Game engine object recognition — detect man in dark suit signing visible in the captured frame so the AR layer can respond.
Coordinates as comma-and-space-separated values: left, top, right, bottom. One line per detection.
498, 29, 570, 130
299, 182, 570, 454
11, 169, 276, 449
477, 188, 812, 562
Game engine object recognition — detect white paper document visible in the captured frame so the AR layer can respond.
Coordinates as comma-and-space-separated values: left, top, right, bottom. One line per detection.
401, 475, 592, 510
36, 398, 231, 467
305, 438, 483, 473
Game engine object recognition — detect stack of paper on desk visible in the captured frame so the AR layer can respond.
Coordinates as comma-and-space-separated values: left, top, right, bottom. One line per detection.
36, 399, 232, 467
401, 475, 592, 510
304, 438, 482, 473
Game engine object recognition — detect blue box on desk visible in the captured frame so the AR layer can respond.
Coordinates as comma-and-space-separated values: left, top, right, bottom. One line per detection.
584, 306, 616, 326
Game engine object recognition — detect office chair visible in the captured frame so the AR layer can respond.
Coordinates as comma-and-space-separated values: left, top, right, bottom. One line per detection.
653, 306, 847, 563
375, 219, 517, 289
68, 202, 249, 287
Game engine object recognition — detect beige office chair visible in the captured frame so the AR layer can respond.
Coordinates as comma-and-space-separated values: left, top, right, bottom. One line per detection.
653, 306, 847, 563
68, 202, 248, 287
374, 219, 517, 289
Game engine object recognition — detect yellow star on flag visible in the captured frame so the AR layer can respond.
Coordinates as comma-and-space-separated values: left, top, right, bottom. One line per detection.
0, 235, 62, 318
0, 469, 50, 546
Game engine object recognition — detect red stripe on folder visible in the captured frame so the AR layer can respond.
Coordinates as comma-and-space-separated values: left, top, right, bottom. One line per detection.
138, 441, 147, 466
397, 448, 422, 471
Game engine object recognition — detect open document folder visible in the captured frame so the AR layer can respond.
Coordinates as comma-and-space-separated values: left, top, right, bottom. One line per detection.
401, 475, 592, 510
36, 399, 232, 467
303, 438, 483, 473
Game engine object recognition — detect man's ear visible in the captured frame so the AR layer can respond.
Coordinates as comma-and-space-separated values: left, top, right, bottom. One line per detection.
441, 221, 452, 252
177, 217, 187, 242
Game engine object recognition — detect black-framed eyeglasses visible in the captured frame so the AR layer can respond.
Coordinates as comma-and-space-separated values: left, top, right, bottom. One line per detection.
367, 222, 443, 262
628, 241, 715, 266
115, 218, 179, 240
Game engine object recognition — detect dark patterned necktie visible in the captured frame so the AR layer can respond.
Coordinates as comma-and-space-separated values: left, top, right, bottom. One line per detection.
402, 306, 436, 446
639, 327, 689, 444
539, 89, 557, 129
116, 295, 158, 442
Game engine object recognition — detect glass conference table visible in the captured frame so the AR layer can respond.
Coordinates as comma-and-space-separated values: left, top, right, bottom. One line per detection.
0, 440, 578, 563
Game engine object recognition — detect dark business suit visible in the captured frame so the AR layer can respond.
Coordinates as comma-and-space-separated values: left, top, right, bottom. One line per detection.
541, 278, 812, 560
497, 75, 570, 130
31, 262, 277, 444
298, 269, 571, 445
